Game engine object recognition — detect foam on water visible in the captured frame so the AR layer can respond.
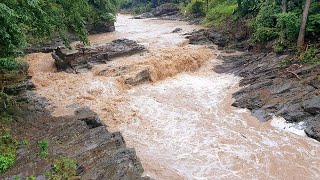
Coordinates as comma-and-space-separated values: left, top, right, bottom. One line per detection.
271, 116, 306, 136
116, 72, 320, 179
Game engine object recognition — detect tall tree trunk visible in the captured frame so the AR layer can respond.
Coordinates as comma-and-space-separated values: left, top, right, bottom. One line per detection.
297, 0, 311, 49
282, 0, 288, 13
280, 0, 288, 42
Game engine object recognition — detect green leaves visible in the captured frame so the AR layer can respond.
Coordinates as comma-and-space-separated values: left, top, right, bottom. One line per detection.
0, 129, 17, 174
0, 0, 118, 58
0, 58, 23, 71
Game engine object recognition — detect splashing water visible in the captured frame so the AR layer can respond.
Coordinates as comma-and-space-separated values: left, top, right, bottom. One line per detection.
25, 14, 320, 179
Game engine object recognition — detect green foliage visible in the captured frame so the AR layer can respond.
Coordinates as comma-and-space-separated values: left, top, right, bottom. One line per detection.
237, 0, 260, 16
45, 157, 77, 180
120, 0, 185, 13
0, 129, 17, 174
299, 46, 320, 64
307, 2, 320, 40
0, 3, 25, 57
38, 139, 49, 158
186, 0, 206, 17
0, 58, 23, 71
0, 92, 18, 115
276, 12, 300, 42
206, 0, 237, 25
272, 41, 285, 54
26, 176, 36, 180
251, 0, 281, 42
131, 3, 153, 14
0, 0, 119, 58
0, 113, 14, 125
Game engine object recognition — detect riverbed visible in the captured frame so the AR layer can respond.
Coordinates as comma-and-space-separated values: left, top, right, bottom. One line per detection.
25, 14, 320, 179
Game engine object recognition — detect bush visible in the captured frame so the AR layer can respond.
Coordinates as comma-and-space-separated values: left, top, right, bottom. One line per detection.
276, 12, 300, 42
0, 0, 119, 57
253, 26, 278, 42
272, 41, 285, 54
207, 2, 237, 25
0, 58, 23, 71
251, 0, 281, 42
0, 129, 17, 174
186, 0, 206, 17
299, 46, 320, 64
45, 157, 77, 180
38, 139, 49, 158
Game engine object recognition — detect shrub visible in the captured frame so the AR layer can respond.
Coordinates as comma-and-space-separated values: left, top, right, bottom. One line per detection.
272, 41, 285, 54
299, 46, 320, 64
186, 0, 206, 17
207, 2, 237, 25
38, 139, 49, 158
45, 157, 77, 180
0, 129, 17, 174
251, 0, 281, 42
253, 26, 278, 42
0, 58, 23, 71
276, 12, 300, 42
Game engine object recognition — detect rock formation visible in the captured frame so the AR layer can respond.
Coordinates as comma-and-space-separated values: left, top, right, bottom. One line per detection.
52, 39, 146, 72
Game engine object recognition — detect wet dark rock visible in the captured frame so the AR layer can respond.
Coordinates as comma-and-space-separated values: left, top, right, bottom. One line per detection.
1, 92, 146, 180
88, 22, 116, 34
125, 68, 151, 86
215, 52, 320, 141
4, 80, 35, 95
303, 96, 320, 115
52, 39, 146, 72
172, 28, 182, 33
152, 3, 179, 16
185, 29, 227, 47
75, 107, 103, 129
141, 3, 179, 18
23, 40, 65, 54
304, 116, 320, 141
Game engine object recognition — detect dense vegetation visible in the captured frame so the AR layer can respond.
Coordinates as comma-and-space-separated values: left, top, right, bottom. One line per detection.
0, 0, 119, 58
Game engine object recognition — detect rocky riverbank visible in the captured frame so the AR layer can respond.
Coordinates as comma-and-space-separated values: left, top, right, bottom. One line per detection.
215, 53, 320, 141
184, 24, 320, 141
1, 91, 148, 180
1, 37, 149, 179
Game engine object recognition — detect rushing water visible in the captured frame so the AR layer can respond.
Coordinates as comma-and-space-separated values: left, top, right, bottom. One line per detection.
26, 14, 320, 179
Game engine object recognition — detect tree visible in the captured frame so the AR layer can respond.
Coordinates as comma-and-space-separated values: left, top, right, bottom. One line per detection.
281, 0, 288, 13
297, 0, 311, 49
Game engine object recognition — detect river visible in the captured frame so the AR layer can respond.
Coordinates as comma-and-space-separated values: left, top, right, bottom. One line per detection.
25, 14, 320, 179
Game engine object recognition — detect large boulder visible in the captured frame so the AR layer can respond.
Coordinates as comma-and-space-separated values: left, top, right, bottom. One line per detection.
141, 3, 179, 18
185, 29, 228, 47
303, 96, 320, 115
1, 103, 149, 180
88, 22, 116, 34
52, 39, 146, 72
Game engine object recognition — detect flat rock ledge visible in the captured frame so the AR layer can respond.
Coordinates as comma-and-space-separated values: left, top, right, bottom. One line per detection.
52, 39, 146, 72
1, 93, 149, 180
215, 53, 320, 141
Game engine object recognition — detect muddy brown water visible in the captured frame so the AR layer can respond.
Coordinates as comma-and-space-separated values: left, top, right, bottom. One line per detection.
25, 14, 320, 179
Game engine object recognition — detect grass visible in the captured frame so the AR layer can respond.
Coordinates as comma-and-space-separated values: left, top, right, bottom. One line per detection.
45, 157, 77, 180
0, 129, 17, 174
38, 139, 49, 158
206, 0, 237, 26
